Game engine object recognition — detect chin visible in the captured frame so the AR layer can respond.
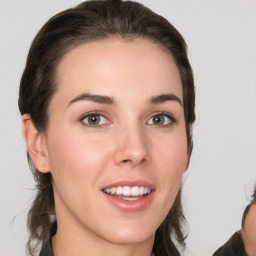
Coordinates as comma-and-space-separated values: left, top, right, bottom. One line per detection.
100, 221, 156, 245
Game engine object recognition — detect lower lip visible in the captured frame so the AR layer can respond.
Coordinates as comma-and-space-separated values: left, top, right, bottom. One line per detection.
102, 191, 155, 212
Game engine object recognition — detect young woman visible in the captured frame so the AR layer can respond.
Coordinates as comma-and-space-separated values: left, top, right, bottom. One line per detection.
19, 0, 195, 255
213, 188, 256, 256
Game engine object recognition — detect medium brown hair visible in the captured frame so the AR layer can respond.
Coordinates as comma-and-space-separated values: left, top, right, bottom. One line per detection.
18, 1, 195, 255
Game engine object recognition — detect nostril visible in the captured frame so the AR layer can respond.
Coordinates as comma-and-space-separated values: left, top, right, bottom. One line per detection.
121, 158, 147, 165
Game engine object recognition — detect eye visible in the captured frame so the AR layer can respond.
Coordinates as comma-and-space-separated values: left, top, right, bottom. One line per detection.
81, 113, 109, 126
147, 113, 175, 126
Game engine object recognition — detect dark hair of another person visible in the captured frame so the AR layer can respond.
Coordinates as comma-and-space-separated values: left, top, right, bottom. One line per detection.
242, 186, 256, 227
18, 0, 196, 255
252, 187, 256, 204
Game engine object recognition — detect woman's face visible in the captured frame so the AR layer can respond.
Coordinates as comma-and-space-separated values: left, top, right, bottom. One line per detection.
43, 38, 189, 246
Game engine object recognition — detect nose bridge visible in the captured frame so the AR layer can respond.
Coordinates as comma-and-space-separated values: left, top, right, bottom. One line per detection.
114, 121, 150, 167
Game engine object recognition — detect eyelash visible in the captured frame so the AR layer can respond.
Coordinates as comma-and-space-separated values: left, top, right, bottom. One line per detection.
79, 111, 176, 128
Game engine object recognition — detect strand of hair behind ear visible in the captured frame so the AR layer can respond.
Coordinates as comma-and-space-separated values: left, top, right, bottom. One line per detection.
26, 155, 55, 256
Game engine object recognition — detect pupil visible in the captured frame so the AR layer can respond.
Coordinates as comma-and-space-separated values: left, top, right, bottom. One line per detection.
88, 115, 100, 125
153, 115, 164, 125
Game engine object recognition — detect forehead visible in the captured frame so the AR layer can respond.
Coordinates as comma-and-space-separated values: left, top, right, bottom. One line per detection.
54, 38, 183, 102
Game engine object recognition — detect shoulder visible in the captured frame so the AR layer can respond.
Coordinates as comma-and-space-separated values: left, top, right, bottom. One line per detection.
212, 231, 246, 256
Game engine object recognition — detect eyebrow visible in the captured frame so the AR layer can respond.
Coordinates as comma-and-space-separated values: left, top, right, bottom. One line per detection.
68, 93, 183, 107
68, 93, 115, 106
150, 94, 183, 106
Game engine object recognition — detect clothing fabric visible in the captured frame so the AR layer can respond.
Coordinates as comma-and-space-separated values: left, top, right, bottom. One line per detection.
212, 231, 247, 256
40, 240, 53, 256
39, 222, 56, 256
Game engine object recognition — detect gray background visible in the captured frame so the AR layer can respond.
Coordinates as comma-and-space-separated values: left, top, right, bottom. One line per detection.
0, 0, 255, 255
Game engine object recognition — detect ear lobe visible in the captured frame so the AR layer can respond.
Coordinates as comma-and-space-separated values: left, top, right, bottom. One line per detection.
22, 114, 50, 173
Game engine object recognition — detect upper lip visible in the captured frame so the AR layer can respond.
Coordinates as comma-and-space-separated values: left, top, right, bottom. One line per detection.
101, 180, 155, 190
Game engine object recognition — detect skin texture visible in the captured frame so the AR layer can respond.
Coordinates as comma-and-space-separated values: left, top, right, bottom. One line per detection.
242, 204, 256, 256
22, 38, 189, 256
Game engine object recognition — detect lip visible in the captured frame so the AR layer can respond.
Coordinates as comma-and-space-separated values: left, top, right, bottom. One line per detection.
101, 180, 155, 212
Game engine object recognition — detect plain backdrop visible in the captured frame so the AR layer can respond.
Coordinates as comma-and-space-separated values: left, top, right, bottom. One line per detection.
0, 0, 255, 255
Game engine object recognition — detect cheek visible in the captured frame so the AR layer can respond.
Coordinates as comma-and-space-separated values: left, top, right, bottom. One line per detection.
46, 129, 115, 217
150, 135, 186, 227
152, 131, 188, 199
154, 132, 188, 173
46, 127, 112, 184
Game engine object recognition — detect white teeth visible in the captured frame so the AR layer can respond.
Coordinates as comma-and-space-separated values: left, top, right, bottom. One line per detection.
105, 188, 111, 194
131, 186, 140, 196
139, 186, 144, 195
110, 187, 116, 195
123, 186, 131, 196
123, 197, 139, 201
116, 186, 122, 195
103, 186, 151, 196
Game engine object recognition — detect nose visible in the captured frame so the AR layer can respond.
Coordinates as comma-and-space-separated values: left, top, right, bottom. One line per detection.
114, 125, 151, 167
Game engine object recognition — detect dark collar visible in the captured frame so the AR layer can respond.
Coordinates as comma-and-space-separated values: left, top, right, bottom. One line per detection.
39, 221, 57, 256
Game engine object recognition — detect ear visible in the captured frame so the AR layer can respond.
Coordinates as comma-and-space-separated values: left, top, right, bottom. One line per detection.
22, 114, 50, 173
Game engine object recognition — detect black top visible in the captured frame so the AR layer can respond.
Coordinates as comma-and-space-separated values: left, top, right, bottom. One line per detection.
40, 240, 53, 256
212, 231, 247, 256
39, 222, 56, 256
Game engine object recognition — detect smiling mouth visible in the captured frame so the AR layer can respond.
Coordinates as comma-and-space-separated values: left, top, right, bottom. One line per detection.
103, 186, 152, 201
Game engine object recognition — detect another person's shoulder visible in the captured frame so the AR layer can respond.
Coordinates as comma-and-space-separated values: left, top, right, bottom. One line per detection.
213, 188, 256, 256
212, 231, 246, 256
241, 204, 256, 256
